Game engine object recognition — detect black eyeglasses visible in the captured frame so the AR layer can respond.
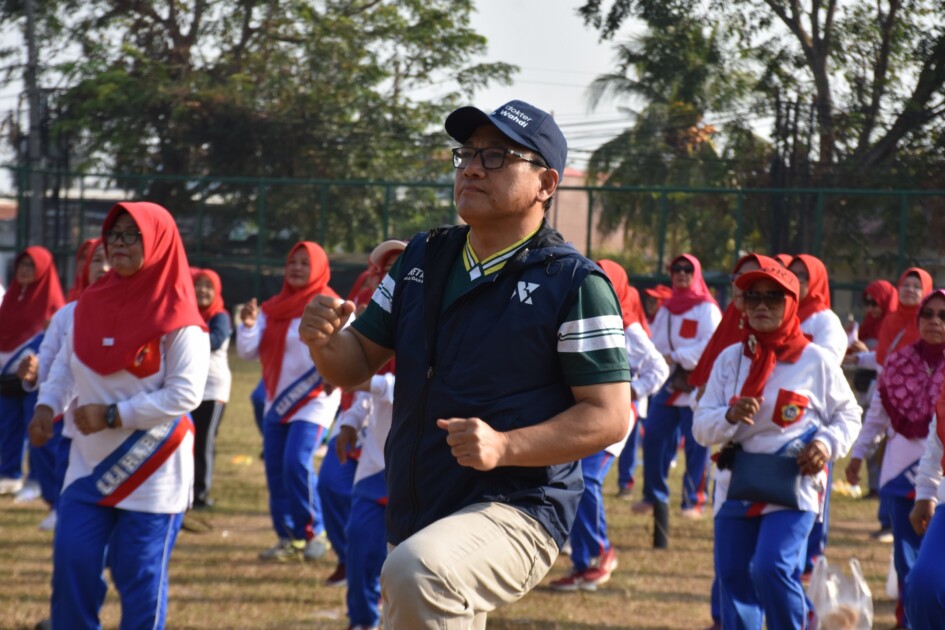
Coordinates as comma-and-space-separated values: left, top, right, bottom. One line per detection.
863, 298, 878, 307
104, 230, 142, 246
451, 147, 548, 170
671, 264, 694, 274
919, 308, 945, 321
743, 290, 787, 308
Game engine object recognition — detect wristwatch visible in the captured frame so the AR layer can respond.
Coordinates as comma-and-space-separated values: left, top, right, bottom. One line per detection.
104, 403, 119, 429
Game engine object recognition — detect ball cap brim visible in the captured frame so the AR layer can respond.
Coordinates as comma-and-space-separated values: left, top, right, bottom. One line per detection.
735, 265, 800, 300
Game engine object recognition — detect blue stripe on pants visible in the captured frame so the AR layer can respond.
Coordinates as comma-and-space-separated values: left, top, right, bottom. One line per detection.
906, 504, 945, 627
317, 435, 355, 565
642, 387, 709, 509
0, 390, 35, 479
263, 420, 325, 541
52, 494, 183, 630
346, 495, 387, 627
570, 450, 614, 572
715, 509, 815, 630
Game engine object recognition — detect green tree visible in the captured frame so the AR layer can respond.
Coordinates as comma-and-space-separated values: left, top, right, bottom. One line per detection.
1, 0, 514, 251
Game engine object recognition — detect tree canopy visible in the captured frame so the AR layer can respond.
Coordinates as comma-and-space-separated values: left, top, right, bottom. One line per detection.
1, 0, 514, 251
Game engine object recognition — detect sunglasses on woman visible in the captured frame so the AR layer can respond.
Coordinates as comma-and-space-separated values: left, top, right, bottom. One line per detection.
919, 308, 945, 322
670, 264, 694, 274
743, 290, 787, 309
863, 297, 878, 307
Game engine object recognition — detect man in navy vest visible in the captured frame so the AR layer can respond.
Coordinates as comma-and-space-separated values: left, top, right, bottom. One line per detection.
300, 100, 631, 629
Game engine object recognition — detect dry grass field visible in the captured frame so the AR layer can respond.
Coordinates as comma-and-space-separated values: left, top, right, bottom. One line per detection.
0, 353, 899, 629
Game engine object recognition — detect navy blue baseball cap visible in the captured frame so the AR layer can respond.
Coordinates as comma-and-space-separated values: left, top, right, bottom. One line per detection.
445, 100, 568, 177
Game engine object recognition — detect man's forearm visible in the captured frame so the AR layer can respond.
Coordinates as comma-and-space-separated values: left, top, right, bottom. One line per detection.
500, 382, 631, 467
307, 328, 392, 388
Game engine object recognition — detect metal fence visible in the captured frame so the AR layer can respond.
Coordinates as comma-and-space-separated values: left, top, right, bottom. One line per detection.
5, 166, 944, 317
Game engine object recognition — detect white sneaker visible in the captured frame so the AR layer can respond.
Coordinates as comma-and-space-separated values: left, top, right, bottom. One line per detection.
303, 533, 331, 561
38, 510, 57, 532
14, 479, 41, 503
0, 476, 24, 495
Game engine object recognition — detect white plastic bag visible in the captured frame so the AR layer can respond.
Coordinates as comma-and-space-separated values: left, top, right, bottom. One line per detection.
806, 556, 873, 630
885, 549, 898, 599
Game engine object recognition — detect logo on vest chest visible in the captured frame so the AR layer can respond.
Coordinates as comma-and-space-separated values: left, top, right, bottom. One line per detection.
405, 268, 424, 284
515, 281, 540, 304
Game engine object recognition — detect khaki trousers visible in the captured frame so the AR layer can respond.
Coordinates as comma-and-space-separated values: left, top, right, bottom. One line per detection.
381, 501, 559, 629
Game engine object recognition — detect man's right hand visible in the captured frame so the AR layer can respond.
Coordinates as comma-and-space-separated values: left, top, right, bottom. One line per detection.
28, 405, 55, 447
17, 355, 39, 386
240, 298, 259, 327
299, 295, 356, 350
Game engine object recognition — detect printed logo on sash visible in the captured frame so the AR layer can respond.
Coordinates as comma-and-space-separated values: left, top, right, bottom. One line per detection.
126, 338, 161, 378
263, 366, 323, 424
61, 415, 193, 507
679, 318, 698, 339
772, 388, 809, 428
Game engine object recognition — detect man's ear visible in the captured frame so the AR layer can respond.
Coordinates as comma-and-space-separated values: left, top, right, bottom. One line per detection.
537, 168, 559, 203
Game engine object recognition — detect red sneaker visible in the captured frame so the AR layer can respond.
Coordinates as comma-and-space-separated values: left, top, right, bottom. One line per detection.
581, 547, 617, 591
550, 569, 587, 592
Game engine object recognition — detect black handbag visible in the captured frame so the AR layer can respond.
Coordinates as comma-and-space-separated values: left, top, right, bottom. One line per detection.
0, 374, 27, 398
720, 444, 803, 509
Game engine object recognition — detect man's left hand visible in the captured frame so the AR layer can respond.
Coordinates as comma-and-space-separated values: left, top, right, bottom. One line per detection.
74, 404, 109, 435
437, 417, 508, 471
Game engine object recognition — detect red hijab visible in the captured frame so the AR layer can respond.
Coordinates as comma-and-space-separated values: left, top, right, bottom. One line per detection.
597, 259, 650, 336
347, 240, 406, 308
260, 241, 338, 398
774, 253, 793, 267
191, 267, 227, 322
66, 239, 97, 301
876, 267, 933, 366
858, 279, 897, 342
662, 254, 717, 315
0, 246, 65, 352
735, 263, 810, 398
935, 379, 945, 475
74, 202, 207, 375
792, 254, 831, 322
689, 254, 776, 389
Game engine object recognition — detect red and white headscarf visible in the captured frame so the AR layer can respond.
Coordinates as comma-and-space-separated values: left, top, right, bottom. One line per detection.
876, 267, 934, 366
67, 239, 97, 301
689, 254, 777, 389
858, 279, 897, 343
191, 267, 227, 323
791, 254, 831, 322
0, 246, 65, 352
259, 241, 338, 398
74, 202, 206, 376
597, 259, 650, 336
661, 253, 717, 315
734, 263, 810, 398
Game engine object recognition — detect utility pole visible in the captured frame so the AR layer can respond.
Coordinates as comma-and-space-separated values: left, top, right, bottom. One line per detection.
25, 0, 43, 245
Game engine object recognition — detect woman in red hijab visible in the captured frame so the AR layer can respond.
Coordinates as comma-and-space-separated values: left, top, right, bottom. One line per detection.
635, 254, 721, 526
190, 268, 232, 510
66, 238, 97, 301
788, 254, 847, 364
550, 260, 668, 591
237, 241, 341, 562
875, 268, 933, 367
29, 202, 210, 630
693, 262, 861, 630
0, 245, 64, 495
16, 239, 109, 534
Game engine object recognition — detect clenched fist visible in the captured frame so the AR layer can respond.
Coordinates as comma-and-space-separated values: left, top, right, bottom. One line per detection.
298, 295, 356, 350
